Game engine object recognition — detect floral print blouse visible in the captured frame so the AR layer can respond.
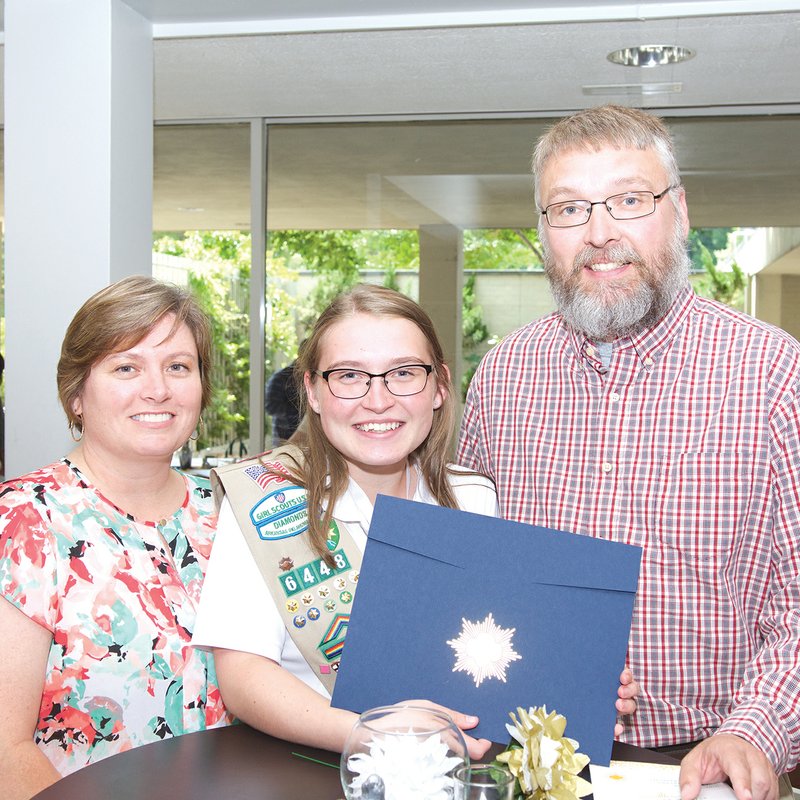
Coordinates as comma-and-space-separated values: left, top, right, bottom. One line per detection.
0, 459, 232, 776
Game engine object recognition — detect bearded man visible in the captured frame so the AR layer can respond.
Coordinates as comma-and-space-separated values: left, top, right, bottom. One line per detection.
457, 104, 800, 800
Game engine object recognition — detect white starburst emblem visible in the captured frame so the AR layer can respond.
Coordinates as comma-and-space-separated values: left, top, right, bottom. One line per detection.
447, 613, 522, 688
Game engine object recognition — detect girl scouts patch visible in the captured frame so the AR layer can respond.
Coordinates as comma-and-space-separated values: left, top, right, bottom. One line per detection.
250, 485, 308, 540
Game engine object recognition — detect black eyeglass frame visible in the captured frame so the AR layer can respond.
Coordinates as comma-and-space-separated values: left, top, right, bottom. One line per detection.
540, 185, 676, 228
316, 363, 434, 399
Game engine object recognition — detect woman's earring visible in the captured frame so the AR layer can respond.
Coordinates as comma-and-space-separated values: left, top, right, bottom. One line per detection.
69, 416, 83, 442
189, 416, 204, 442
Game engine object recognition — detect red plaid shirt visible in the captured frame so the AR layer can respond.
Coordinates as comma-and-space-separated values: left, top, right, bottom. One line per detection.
457, 287, 800, 772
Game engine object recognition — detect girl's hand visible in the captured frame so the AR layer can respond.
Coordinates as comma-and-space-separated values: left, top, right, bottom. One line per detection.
398, 699, 492, 759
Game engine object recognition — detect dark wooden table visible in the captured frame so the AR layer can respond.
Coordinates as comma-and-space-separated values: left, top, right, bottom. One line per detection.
32, 723, 678, 799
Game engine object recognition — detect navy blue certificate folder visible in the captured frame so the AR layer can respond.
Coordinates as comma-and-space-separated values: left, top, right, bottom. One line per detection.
331, 495, 642, 766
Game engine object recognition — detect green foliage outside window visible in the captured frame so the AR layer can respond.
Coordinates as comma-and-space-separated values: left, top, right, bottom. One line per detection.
153, 230, 297, 452
186, 268, 249, 449
268, 229, 418, 329
682, 229, 745, 309
464, 227, 544, 270
692, 242, 745, 310
461, 274, 495, 400
154, 232, 251, 450
688, 228, 730, 270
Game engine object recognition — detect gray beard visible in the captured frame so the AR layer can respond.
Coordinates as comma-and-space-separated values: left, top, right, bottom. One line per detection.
544, 226, 691, 342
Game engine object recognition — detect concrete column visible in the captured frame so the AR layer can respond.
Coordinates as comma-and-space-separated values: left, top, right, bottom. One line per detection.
418, 224, 463, 401
754, 273, 800, 341
4, 0, 153, 476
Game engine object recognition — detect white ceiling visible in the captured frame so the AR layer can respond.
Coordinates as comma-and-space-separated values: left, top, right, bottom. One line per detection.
5, 2, 800, 243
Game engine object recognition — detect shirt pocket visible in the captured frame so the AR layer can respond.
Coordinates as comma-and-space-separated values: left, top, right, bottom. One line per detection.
651, 450, 767, 574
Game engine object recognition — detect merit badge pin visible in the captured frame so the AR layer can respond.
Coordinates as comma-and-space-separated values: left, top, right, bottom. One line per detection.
317, 586, 331, 599
324, 599, 337, 613
339, 590, 353, 604
325, 520, 341, 551
348, 570, 359, 584
286, 599, 299, 613
292, 614, 307, 629
278, 556, 294, 572
307, 607, 321, 621
250, 485, 309, 540
301, 592, 314, 606
334, 577, 347, 591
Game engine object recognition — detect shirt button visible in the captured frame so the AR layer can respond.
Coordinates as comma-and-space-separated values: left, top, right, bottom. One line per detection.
644, 356, 654, 367
610, 392, 620, 402
601, 462, 613, 473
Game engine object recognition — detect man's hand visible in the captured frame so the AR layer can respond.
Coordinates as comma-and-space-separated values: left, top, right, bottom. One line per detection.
614, 668, 639, 736
679, 734, 779, 800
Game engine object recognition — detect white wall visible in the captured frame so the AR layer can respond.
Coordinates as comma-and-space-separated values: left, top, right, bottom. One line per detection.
3, 0, 153, 477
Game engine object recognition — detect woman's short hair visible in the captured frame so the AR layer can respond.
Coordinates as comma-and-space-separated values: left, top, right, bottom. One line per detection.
57, 275, 213, 432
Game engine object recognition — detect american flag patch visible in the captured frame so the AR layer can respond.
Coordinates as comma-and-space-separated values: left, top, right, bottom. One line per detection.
244, 461, 291, 491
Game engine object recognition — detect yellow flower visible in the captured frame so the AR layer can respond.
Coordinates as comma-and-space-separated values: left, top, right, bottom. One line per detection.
495, 707, 592, 800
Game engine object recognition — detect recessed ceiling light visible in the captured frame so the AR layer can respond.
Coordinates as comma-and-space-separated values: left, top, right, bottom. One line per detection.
607, 45, 695, 68
177, 206, 205, 213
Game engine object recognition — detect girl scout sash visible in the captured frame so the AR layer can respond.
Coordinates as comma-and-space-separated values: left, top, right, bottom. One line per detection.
211, 446, 361, 695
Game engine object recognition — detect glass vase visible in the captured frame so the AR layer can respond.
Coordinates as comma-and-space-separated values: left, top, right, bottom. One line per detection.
340, 704, 469, 800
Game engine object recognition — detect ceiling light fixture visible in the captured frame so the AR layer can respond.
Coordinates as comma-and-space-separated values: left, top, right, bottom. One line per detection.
583, 82, 683, 96
607, 45, 695, 68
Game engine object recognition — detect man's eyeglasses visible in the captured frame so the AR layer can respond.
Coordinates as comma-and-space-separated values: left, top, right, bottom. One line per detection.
317, 364, 433, 399
540, 186, 676, 228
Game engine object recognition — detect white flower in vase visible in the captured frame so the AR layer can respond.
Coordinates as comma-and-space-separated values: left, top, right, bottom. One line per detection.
346, 729, 464, 800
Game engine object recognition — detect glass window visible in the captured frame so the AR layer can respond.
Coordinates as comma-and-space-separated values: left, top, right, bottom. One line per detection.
153, 123, 252, 466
